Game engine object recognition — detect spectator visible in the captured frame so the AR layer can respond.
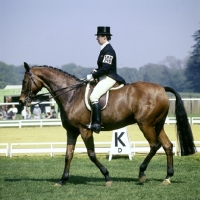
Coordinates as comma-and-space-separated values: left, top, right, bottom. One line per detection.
7, 104, 18, 120
45, 111, 56, 119
21, 107, 31, 119
33, 104, 41, 119
0, 106, 7, 120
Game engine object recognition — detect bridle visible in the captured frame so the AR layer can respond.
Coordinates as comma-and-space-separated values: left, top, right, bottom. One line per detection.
21, 71, 40, 106
21, 71, 87, 107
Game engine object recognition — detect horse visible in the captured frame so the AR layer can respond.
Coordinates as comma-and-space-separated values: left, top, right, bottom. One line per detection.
19, 62, 196, 186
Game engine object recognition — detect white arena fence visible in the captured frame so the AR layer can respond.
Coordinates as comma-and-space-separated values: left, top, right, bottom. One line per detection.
0, 101, 199, 157
0, 119, 62, 128
165, 117, 200, 124
0, 117, 200, 128
0, 141, 200, 157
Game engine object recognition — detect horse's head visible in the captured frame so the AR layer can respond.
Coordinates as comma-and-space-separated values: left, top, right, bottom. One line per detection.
19, 62, 43, 107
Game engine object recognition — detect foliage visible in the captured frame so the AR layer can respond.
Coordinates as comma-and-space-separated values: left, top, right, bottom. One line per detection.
138, 64, 188, 91
0, 62, 19, 88
185, 29, 200, 92
118, 67, 140, 83
0, 155, 200, 200
61, 63, 92, 79
0, 59, 196, 92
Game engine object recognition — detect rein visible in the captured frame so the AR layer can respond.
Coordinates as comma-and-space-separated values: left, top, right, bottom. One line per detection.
23, 71, 87, 106
34, 81, 86, 106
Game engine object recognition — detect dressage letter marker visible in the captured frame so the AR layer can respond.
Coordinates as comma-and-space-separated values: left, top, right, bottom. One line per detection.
109, 127, 132, 161
115, 132, 126, 147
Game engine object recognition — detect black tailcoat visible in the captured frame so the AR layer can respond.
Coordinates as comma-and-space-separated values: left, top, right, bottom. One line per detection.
92, 44, 126, 84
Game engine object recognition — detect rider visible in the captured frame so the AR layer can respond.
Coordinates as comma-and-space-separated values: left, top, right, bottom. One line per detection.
86, 26, 126, 134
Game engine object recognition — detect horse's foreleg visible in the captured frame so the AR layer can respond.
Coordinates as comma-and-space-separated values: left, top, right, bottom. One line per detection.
88, 150, 112, 186
55, 130, 78, 186
81, 130, 112, 186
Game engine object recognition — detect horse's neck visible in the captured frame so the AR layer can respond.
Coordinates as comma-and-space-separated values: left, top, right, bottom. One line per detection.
34, 68, 79, 95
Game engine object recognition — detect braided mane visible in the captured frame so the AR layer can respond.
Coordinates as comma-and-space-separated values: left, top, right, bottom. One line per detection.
32, 65, 82, 82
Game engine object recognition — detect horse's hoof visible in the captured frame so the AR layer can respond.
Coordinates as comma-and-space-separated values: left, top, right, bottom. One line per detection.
138, 175, 147, 184
161, 178, 171, 185
54, 182, 62, 187
54, 180, 64, 186
106, 181, 113, 187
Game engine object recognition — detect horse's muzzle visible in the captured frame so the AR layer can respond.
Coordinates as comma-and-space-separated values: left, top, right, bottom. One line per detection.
19, 100, 24, 107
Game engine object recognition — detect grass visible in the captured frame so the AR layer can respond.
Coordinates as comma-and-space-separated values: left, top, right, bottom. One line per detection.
0, 125, 200, 199
0, 124, 200, 145
0, 154, 200, 200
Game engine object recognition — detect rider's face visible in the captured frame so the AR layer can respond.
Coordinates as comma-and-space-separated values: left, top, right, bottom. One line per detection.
96, 35, 107, 45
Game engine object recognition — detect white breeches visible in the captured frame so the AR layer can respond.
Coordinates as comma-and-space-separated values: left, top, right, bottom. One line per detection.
90, 75, 116, 103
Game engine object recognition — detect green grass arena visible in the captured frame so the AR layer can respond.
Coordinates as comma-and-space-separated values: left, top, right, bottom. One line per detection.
0, 125, 200, 200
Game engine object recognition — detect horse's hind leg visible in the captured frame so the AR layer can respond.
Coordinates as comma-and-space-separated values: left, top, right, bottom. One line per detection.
138, 124, 162, 184
138, 122, 174, 185
56, 129, 79, 186
80, 128, 113, 186
157, 128, 174, 185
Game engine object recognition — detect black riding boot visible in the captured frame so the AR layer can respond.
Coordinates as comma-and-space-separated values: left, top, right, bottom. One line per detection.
87, 102, 101, 134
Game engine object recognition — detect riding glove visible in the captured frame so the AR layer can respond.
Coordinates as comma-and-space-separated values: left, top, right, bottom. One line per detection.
91, 69, 97, 73
87, 74, 93, 81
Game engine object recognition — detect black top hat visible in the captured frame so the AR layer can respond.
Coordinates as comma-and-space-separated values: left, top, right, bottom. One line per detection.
95, 26, 112, 36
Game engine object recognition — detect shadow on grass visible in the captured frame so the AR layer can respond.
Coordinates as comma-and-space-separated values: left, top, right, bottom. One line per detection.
4, 175, 185, 185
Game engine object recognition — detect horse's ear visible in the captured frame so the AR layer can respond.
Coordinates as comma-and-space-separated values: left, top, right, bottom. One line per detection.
24, 62, 30, 72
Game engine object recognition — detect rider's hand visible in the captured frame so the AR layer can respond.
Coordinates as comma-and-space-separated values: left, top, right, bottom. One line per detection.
91, 69, 97, 73
87, 74, 93, 81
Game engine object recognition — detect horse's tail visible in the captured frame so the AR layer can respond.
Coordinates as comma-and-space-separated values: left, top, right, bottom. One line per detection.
164, 86, 196, 156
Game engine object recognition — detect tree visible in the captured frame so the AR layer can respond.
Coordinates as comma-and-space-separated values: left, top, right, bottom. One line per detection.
185, 29, 200, 92
61, 63, 91, 79
0, 62, 19, 88
160, 56, 185, 69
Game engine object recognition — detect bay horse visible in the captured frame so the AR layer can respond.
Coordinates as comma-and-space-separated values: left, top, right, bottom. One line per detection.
19, 62, 196, 186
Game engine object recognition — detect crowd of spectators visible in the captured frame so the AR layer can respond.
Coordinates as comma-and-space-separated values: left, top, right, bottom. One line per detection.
0, 104, 18, 120
0, 104, 58, 120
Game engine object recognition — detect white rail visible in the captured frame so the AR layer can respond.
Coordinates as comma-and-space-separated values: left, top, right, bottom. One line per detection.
9, 142, 111, 157
0, 143, 9, 156
0, 119, 62, 128
165, 117, 191, 124
0, 117, 200, 128
8, 141, 178, 157
131, 141, 178, 156
191, 117, 200, 124
1, 141, 199, 157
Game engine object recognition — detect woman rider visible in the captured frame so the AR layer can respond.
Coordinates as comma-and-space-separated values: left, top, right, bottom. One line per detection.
86, 26, 126, 134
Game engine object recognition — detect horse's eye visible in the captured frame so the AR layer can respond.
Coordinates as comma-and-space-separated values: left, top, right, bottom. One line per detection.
22, 80, 26, 84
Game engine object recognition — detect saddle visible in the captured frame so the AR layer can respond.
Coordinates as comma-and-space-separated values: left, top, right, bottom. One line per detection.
84, 81, 124, 111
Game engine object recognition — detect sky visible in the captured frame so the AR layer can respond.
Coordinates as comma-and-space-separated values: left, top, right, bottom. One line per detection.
0, 0, 200, 69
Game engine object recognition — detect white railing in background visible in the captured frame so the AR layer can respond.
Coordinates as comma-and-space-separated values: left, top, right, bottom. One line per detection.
4, 141, 178, 157
1, 141, 199, 157
191, 117, 200, 124
165, 117, 191, 124
0, 101, 55, 106
9, 142, 111, 157
0, 119, 62, 128
131, 141, 178, 156
1, 117, 200, 128
0, 143, 9, 156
